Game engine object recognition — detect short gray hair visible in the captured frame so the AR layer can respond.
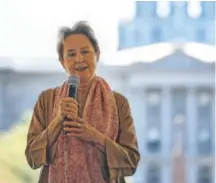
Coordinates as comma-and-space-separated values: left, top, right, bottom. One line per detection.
57, 21, 100, 62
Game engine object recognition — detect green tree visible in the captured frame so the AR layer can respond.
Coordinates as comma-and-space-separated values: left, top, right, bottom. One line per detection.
0, 111, 39, 183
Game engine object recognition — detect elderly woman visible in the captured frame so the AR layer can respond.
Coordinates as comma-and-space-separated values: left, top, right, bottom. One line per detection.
25, 21, 140, 183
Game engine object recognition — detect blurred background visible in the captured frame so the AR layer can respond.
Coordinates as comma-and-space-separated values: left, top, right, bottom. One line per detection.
0, 1, 215, 183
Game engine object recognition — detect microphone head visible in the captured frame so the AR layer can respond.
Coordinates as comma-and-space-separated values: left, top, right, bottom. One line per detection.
67, 75, 80, 86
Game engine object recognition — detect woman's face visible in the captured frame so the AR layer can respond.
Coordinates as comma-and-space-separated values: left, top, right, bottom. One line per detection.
61, 34, 97, 81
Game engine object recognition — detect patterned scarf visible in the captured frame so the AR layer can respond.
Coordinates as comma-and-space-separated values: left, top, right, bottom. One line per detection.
48, 76, 119, 183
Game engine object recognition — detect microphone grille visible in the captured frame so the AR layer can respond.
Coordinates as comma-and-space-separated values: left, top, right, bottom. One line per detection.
67, 75, 80, 86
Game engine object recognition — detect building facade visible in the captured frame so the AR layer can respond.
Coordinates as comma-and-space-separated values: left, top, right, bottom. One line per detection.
0, 43, 215, 183
117, 2, 215, 182
100, 44, 215, 183
118, 1, 215, 50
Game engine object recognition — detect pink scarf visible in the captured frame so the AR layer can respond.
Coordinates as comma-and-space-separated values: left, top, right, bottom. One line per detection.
48, 76, 119, 183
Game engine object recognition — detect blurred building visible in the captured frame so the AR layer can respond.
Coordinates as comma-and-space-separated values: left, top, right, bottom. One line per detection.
0, 58, 66, 130
101, 43, 215, 183
0, 42, 215, 183
117, 2, 215, 183
118, 1, 215, 49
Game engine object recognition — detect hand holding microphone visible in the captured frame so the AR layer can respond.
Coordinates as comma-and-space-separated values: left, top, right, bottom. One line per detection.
45, 76, 79, 149
61, 76, 80, 135
53, 76, 105, 144
55, 97, 78, 123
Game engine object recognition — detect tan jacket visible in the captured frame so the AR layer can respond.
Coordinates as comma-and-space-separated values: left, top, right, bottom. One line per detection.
25, 88, 140, 183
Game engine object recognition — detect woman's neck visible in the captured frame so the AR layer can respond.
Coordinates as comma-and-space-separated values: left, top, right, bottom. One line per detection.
78, 75, 95, 91
77, 76, 95, 105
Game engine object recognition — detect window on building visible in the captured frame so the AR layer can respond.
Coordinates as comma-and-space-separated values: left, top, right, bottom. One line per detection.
169, 1, 175, 16
147, 128, 161, 153
146, 90, 161, 153
118, 27, 127, 49
151, 2, 158, 17
146, 164, 161, 183
197, 166, 212, 183
151, 27, 162, 43
135, 1, 144, 17
200, 1, 215, 18
196, 90, 212, 156
197, 129, 211, 155
136, 2, 158, 18
196, 29, 206, 42
134, 30, 142, 46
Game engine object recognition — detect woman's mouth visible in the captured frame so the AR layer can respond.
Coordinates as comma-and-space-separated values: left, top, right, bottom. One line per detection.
75, 66, 88, 72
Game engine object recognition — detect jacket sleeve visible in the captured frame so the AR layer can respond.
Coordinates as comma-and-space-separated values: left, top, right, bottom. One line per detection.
104, 93, 140, 179
25, 90, 62, 169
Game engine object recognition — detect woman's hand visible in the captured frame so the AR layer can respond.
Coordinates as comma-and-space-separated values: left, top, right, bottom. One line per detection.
63, 117, 106, 145
55, 97, 78, 122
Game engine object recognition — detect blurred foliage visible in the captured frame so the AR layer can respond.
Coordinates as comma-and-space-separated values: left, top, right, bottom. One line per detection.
0, 110, 134, 183
0, 111, 40, 183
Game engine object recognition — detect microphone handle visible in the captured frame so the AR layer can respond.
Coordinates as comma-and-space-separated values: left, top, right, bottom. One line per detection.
68, 84, 77, 98
64, 84, 77, 135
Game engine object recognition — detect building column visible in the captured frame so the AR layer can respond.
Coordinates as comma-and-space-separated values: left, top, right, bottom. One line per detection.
127, 86, 146, 182
0, 77, 3, 130
171, 88, 186, 183
186, 88, 197, 183
211, 90, 215, 156
161, 86, 172, 183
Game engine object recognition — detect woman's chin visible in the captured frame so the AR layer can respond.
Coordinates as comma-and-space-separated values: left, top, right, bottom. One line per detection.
69, 71, 86, 77
68, 70, 94, 81
75, 73, 90, 81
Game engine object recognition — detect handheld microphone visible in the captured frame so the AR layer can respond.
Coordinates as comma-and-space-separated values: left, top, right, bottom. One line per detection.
67, 75, 80, 99
64, 75, 80, 134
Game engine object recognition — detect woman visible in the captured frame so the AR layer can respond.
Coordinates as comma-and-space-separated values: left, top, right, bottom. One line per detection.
25, 21, 140, 183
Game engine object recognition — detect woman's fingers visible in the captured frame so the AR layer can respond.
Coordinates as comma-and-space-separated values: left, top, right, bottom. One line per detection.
63, 121, 83, 129
63, 121, 82, 126
60, 98, 78, 109
64, 107, 78, 114
76, 117, 86, 124
60, 101, 77, 111
59, 98, 78, 119
64, 127, 82, 133
62, 97, 78, 106
65, 102, 77, 107
64, 103, 77, 110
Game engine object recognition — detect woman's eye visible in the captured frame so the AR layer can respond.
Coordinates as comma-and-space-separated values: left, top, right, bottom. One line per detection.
68, 52, 76, 57
81, 50, 89, 55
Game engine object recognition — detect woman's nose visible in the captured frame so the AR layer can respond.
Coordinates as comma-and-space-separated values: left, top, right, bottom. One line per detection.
76, 52, 84, 62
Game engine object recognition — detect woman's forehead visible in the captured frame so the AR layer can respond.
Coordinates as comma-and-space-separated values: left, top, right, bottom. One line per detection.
64, 34, 93, 49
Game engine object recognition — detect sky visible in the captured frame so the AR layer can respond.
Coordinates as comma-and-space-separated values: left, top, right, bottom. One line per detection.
0, 0, 134, 59
0, 0, 213, 62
